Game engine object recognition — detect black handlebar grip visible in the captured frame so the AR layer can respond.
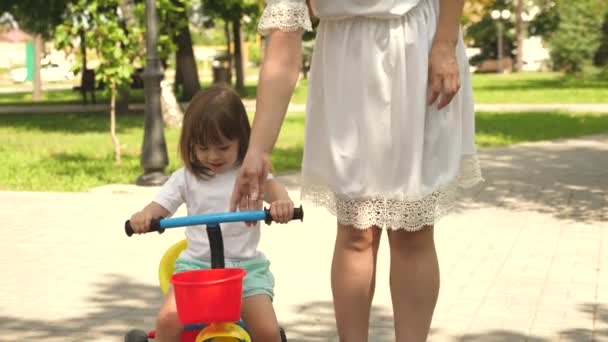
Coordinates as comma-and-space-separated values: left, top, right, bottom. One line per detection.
125, 220, 134, 237
264, 205, 304, 225
293, 206, 304, 221
124, 218, 165, 237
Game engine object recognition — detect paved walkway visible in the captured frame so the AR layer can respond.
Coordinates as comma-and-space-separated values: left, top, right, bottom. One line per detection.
0, 135, 607, 341
2, 101, 608, 114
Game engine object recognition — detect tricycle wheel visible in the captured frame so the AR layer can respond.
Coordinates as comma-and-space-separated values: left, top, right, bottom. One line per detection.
280, 326, 287, 342
124, 329, 149, 342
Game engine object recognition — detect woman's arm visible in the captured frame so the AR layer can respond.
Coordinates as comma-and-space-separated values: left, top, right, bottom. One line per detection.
250, 31, 303, 157
231, 0, 312, 212
428, 0, 466, 110
434, 0, 465, 48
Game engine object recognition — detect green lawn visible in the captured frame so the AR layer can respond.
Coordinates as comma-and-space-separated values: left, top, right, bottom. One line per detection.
2, 72, 606, 106
0, 88, 146, 105
0, 112, 306, 191
472, 72, 608, 104
474, 111, 608, 146
1, 111, 608, 192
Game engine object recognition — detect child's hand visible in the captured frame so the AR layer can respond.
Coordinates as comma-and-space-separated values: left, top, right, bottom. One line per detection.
129, 211, 154, 234
269, 199, 294, 224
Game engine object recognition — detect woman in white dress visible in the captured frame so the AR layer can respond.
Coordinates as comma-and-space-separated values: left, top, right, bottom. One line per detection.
231, 0, 483, 340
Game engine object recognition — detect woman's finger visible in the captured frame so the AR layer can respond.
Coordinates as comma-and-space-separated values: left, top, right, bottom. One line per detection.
439, 72, 460, 109
427, 72, 442, 106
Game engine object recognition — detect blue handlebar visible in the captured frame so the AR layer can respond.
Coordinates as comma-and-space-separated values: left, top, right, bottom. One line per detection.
158, 211, 267, 229
125, 206, 304, 236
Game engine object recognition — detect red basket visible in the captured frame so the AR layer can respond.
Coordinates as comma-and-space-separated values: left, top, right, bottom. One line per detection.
170, 268, 246, 324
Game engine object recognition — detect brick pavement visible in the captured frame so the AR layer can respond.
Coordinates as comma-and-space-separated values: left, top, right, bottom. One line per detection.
0, 135, 606, 341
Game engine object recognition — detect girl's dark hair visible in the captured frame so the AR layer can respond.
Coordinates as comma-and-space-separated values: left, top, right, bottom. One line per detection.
179, 86, 250, 179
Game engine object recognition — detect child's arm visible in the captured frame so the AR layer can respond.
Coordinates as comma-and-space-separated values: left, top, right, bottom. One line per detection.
263, 179, 294, 224
129, 201, 172, 234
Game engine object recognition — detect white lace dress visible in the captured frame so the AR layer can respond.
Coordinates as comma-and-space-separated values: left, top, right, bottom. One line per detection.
259, 0, 483, 231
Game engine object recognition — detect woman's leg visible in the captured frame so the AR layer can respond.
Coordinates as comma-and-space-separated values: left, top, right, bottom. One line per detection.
155, 287, 183, 342
241, 294, 281, 342
332, 223, 382, 342
387, 226, 439, 342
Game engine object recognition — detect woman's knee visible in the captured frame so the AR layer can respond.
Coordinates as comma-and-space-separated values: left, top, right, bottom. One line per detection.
387, 225, 435, 252
336, 224, 379, 252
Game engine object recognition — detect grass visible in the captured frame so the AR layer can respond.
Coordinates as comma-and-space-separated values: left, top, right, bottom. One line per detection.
2, 72, 607, 106
472, 72, 608, 104
0, 88, 146, 105
1, 111, 608, 192
474, 111, 608, 146
0, 112, 179, 191
0, 79, 307, 105
0, 111, 306, 192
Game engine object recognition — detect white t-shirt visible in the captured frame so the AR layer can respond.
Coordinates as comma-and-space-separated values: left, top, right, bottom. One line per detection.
154, 167, 267, 261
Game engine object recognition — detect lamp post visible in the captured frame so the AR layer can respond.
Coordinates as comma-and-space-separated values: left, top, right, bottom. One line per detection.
491, 9, 512, 74
137, 0, 169, 186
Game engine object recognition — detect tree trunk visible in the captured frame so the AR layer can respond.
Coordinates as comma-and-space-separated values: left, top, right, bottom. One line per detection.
117, 0, 138, 112
119, 0, 137, 25
175, 21, 201, 101
232, 17, 245, 93
117, 86, 130, 114
515, 0, 525, 72
224, 20, 232, 85
33, 35, 43, 101
161, 78, 183, 128
173, 56, 182, 94
110, 82, 122, 165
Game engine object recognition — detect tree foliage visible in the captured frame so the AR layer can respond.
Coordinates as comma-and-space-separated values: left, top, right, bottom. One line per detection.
547, 0, 605, 73
465, 0, 516, 66
55, 0, 142, 90
0, 0, 71, 38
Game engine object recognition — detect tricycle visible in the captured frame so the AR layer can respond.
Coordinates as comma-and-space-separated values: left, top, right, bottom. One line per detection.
123, 206, 304, 342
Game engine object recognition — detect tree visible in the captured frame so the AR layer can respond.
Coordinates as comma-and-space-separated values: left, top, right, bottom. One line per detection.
168, 0, 201, 101
0, 0, 70, 39
462, 0, 495, 28
548, 0, 605, 73
201, 0, 260, 93
146, 0, 192, 126
0, 0, 71, 101
466, 0, 516, 67
514, 0, 524, 71
527, 2, 559, 40
594, 12, 608, 68
55, 0, 143, 164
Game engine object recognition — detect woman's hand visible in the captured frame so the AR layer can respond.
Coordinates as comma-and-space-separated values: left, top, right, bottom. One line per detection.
427, 41, 461, 110
231, 149, 272, 214
269, 199, 295, 224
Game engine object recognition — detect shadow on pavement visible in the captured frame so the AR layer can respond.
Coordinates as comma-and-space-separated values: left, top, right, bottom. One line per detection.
456, 302, 607, 342
280, 300, 442, 342
280, 301, 608, 342
0, 274, 162, 340
459, 136, 607, 224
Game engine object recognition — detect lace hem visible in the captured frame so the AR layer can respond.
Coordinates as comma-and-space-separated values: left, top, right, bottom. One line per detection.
300, 154, 484, 231
258, 1, 313, 36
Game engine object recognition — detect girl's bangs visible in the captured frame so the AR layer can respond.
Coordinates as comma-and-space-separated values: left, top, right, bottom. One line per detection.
195, 110, 238, 147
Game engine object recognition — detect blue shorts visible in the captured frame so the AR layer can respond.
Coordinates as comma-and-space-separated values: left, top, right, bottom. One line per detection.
174, 255, 275, 300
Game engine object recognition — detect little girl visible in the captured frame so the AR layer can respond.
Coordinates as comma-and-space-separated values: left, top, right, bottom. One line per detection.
129, 86, 294, 342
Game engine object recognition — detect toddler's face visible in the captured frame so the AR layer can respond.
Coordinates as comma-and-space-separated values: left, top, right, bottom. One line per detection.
194, 138, 239, 174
